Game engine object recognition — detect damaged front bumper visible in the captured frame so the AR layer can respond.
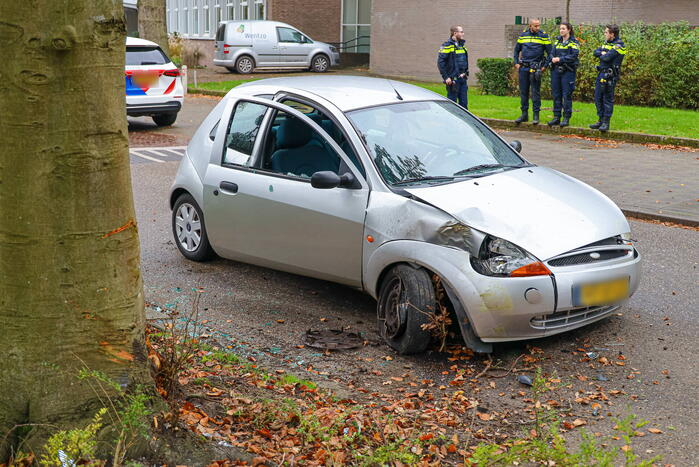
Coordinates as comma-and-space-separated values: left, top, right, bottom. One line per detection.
365, 239, 641, 346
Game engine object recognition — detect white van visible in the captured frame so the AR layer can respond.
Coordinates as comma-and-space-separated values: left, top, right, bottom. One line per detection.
213, 20, 340, 73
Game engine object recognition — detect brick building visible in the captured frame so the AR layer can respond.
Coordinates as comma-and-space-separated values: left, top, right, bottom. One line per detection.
371, 0, 699, 83
165, 0, 371, 67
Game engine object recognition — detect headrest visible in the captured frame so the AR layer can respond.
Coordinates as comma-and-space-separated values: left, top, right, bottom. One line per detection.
276, 116, 312, 149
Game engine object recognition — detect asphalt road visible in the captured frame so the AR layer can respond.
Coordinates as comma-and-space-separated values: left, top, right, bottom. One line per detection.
129, 99, 699, 464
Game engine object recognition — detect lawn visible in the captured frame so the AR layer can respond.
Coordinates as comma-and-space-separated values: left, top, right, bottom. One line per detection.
194, 78, 699, 139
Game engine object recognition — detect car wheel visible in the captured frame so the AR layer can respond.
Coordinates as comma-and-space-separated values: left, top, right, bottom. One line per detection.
153, 113, 177, 127
235, 55, 255, 74
377, 264, 434, 354
172, 193, 215, 262
310, 54, 330, 73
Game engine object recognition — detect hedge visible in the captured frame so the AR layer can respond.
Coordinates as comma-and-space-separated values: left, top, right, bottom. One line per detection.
479, 22, 699, 110
475, 58, 513, 96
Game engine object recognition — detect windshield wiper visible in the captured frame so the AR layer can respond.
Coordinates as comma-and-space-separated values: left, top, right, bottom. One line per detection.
393, 175, 455, 186
453, 163, 521, 176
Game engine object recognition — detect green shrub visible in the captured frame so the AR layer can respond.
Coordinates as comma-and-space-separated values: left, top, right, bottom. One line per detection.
476, 58, 515, 96
504, 21, 699, 109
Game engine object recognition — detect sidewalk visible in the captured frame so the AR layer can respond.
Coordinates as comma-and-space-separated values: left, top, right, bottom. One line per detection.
145, 95, 699, 227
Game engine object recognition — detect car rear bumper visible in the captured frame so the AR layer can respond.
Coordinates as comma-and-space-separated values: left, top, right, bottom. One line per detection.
127, 101, 182, 116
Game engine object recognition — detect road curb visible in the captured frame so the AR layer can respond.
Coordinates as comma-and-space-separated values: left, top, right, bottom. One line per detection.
622, 210, 699, 228
481, 118, 699, 149
188, 88, 227, 97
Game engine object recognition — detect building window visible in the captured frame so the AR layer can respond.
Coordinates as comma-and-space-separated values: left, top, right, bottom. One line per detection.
227, 1, 236, 20
193, 1, 199, 35
182, 5, 188, 34
342, 0, 371, 53
255, 0, 265, 19
241, 1, 249, 20
204, 4, 210, 34
215, 1, 222, 29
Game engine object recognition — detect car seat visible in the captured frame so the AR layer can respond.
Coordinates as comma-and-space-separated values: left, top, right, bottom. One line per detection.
270, 116, 339, 178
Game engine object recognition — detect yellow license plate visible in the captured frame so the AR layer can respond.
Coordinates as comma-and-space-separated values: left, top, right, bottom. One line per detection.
133, 72, 159, 87
573, 277, 629, 307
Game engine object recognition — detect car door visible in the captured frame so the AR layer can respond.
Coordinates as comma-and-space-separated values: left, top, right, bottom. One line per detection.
202, 96, 369, 287
276, 26, 313, 65
252, 22, 281, 66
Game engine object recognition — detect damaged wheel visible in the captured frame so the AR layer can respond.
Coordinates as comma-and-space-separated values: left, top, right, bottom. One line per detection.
377, 264, 435, 355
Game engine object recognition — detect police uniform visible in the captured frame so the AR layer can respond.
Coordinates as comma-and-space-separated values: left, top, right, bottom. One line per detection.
513, 28, 552, 123
591, 37, 627, 131
548, 35, 580, 127
437, 37, 469, 108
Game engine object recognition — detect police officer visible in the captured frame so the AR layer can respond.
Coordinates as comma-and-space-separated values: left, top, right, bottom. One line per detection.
547, 22, 579, 127
514, 18, 552, 125
590, 24, 626, 132
438, 25, 469, 108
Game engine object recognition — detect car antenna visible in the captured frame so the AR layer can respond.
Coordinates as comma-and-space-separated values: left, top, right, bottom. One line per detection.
388, 80, 403, 101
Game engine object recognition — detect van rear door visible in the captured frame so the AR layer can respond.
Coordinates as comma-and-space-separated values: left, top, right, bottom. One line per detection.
214, 23, 226, 60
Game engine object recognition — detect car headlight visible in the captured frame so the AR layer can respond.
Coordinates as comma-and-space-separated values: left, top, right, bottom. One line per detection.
329, 46, 338, 53
471, 235, 551, 277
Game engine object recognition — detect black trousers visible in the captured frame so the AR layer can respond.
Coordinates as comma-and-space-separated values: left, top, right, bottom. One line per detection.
519, 67, 542, 113
594, 74, 616, 120
551, 68, 576, 117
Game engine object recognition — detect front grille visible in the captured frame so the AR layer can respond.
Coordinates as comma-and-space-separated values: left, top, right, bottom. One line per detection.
548, 249, 630, 267
530, 305, 619, 330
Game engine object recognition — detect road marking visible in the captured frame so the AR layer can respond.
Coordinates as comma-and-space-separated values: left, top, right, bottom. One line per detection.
129, 146, 187, 164
131, 151, 165, 163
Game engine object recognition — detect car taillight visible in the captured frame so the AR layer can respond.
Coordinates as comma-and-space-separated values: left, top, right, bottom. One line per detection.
223, 44, 231, 54
163, 69, 180, 77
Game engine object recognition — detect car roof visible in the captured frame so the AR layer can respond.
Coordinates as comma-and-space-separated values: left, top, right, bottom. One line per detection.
126, 37, 161, 48
235, 76, 446, 112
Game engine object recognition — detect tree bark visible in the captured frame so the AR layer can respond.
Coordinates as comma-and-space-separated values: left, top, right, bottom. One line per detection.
138, 0, 170, 57
0, 1, 148, 460
566, 0, 572, 22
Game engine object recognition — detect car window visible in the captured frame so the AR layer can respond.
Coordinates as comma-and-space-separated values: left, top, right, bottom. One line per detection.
257, 110, 343, 179
278, 98, 365, 177
348, 100, 525, 185
126, 46, 169, 65
222, 101, 267, 166
215, 24, 225, 41
277, 27, 303, 43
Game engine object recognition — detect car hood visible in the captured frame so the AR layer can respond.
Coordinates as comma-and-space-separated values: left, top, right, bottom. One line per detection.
404, 167, 629, 260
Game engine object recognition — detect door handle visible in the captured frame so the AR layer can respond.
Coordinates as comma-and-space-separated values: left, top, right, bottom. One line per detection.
219, 181, 238, 193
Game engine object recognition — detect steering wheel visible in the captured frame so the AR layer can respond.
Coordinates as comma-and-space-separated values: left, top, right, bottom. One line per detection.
422, 145, 461, 169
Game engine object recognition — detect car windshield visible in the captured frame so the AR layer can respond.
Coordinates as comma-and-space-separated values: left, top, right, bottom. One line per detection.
348, 101, 527, 186
126, 46, 169, 66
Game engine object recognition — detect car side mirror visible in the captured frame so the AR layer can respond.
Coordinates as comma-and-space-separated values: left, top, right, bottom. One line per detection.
311, 171, 341, 189
510, 140, 522, 152
311, 171, 359, 189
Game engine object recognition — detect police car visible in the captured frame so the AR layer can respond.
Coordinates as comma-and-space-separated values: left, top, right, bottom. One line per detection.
126, 37, 184, 126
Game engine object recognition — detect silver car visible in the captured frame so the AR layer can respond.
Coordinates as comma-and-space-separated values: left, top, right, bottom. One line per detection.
169, 76, 641, 354
213, 20, 340, 73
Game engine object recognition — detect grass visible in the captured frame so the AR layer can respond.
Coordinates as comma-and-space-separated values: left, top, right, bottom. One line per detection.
192, 78, 699, 139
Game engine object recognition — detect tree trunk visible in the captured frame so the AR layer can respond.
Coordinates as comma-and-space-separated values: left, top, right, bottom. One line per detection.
566, 0, 572, 22
0, 1, 148, 460
138, 0, 170, 57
